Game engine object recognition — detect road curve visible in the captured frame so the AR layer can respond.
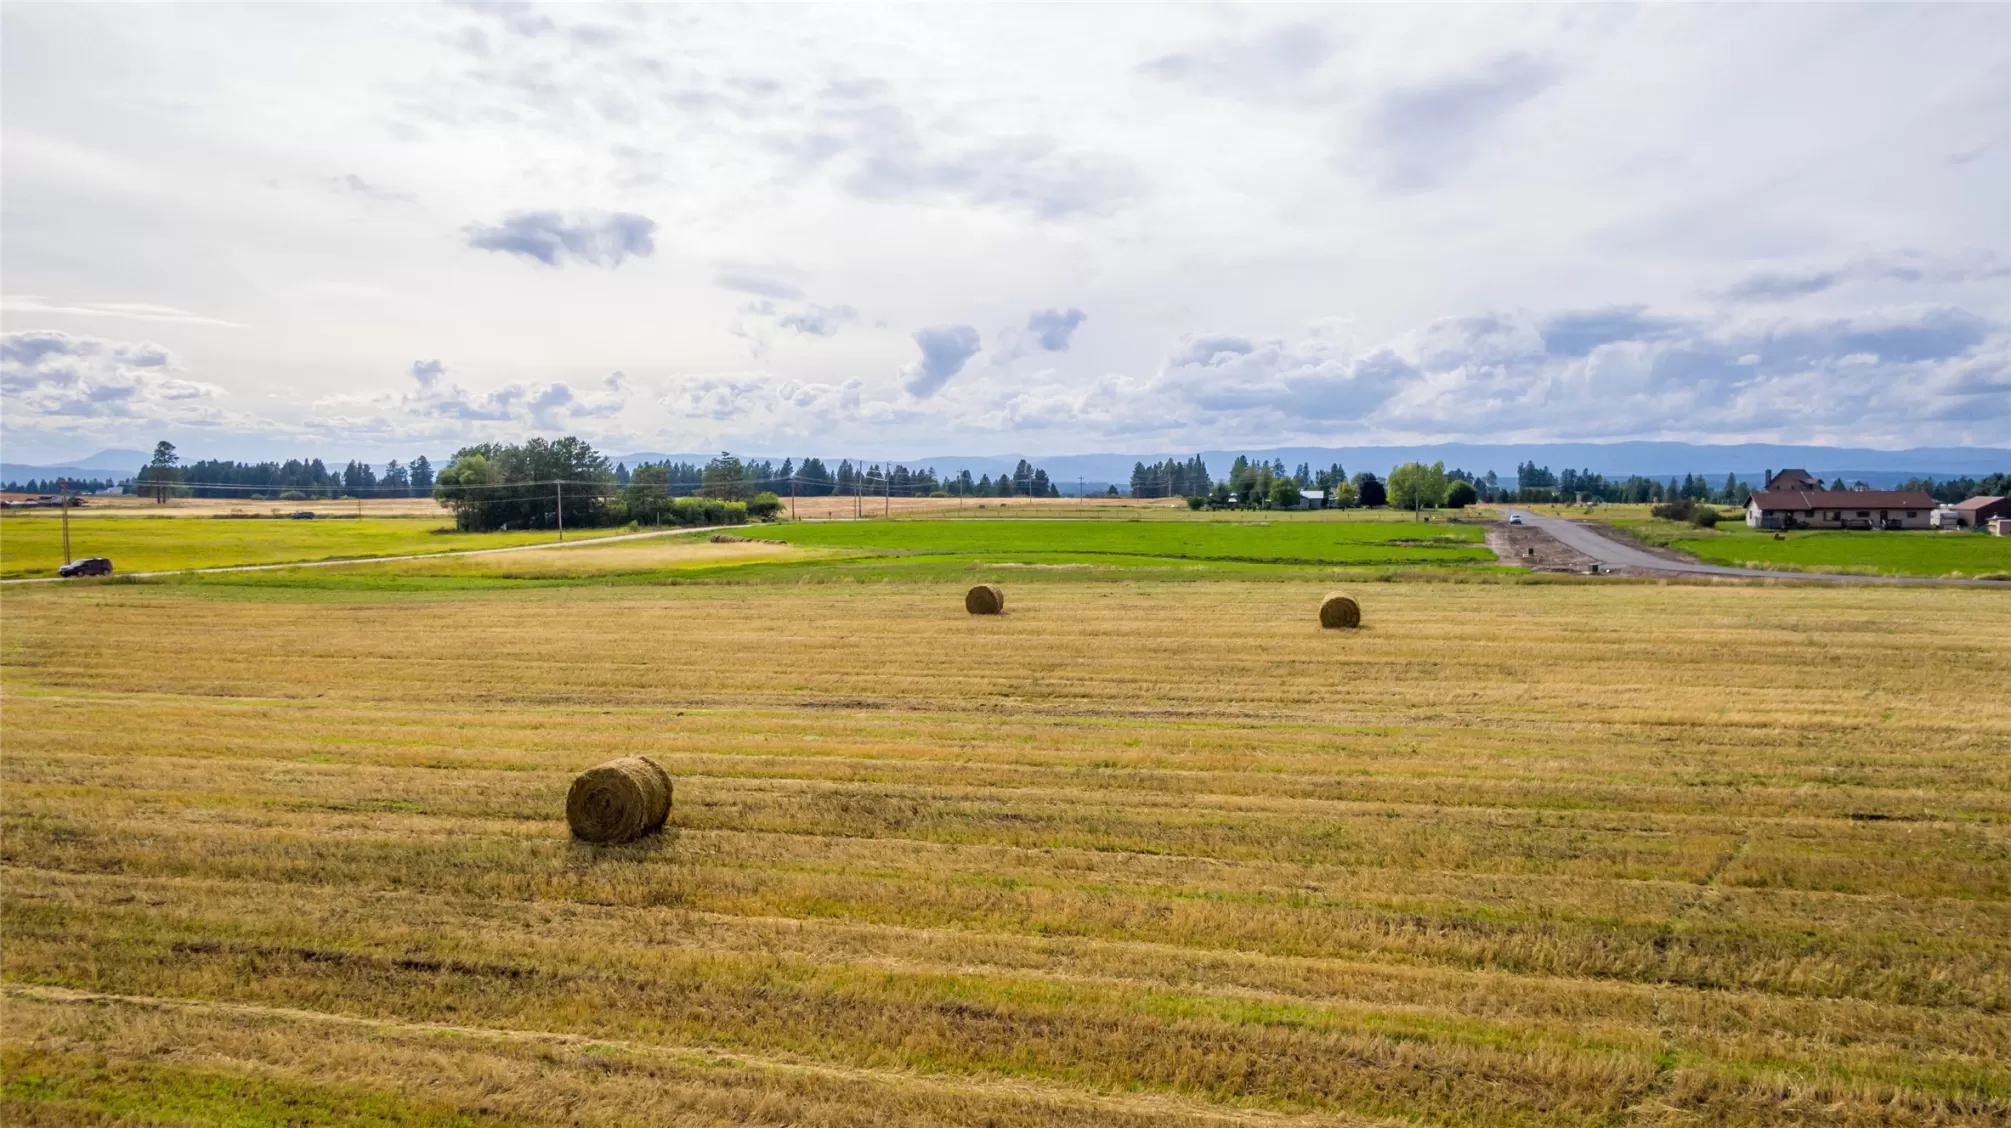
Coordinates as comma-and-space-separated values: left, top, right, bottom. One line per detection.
0, 523, 736, 585
1501, 510, 2007, 588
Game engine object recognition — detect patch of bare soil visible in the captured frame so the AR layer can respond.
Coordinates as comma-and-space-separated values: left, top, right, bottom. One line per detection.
1482, 521, 1608, 574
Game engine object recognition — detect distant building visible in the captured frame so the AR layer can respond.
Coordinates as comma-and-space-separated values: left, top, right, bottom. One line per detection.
1992, 517, 2011, 537
1764, 468, 1823, 491
1949, 496, 2010, 529
1291, 490, 1326, 510
1745, 489, 1937, 530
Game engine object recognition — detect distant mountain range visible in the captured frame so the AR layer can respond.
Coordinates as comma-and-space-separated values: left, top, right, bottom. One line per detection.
0, 448, 151, 486
8, 441, 2005, 493
609, 442, 2011, 492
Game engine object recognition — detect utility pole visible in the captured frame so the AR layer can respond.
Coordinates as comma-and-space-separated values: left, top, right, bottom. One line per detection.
59, 478, 71, 564
790, 471, 796, 520
556, 481, 565, 542
884, 470, 890, 518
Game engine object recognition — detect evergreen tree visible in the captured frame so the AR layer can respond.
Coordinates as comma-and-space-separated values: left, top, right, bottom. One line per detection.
1355, 472, 1387, 507
700, 453, 752, 499
140, 440, 182, 504
797, 458, 834, 495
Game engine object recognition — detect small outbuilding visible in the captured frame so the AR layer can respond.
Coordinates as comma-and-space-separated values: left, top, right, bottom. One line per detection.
1745, 489, 1937, 530
1949, 496, 2010, 529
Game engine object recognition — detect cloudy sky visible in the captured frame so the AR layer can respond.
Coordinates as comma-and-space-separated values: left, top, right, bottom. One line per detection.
3, 2, 2007, 463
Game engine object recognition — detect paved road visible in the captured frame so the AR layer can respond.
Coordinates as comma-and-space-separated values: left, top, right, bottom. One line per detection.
1501, 510, 2006, 587
0, 523, 735, 585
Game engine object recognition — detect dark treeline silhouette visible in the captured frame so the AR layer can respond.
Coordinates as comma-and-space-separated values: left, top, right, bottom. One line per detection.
1129, 456, 1213, 498
3, 477, 121, 494
1896, 473, 2010, 503
431, 441, 1069, 532
123, 448, 435, 499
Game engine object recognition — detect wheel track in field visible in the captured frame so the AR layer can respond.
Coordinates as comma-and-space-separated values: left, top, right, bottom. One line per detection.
3, 982, 1403, 1128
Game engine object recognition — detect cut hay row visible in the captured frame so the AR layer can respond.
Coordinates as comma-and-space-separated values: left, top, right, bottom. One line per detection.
968, 583, 1357, 629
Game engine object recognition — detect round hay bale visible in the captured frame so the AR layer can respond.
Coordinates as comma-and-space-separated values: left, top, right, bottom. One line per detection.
965, 583, 1004, 615
1318, 592, 1361, 630
566, 756, 673, 844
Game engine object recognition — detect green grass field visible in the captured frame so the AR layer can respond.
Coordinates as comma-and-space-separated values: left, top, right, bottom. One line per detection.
1612, 519, 2011, 578
763, 517, 1493, 568
0, 514, 591, 579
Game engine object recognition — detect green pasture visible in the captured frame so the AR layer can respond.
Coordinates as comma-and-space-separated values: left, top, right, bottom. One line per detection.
924, 501, 1475, 523
101, 517, 1506, 595
1612, 519, 2011, 578
762, 518, 1492, 568
0, 513, 575, 579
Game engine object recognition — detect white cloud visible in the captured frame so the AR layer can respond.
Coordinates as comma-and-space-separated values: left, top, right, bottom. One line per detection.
312, 361, 634, 441
663, 374, 769, 422
0, 330, 229, 427
2, 296, 245, 328
1718, 249, 2011, 302
464, 210, 658, 268
901, 325, 982, 398
0, 4, 2003, 457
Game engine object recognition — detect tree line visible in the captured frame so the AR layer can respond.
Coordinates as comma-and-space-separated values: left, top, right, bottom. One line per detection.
118, 436, 2009, 519
1895, 473, 2011, 503
608, 457, 1063, 500
1150, 455, 1398, 511
433, 443, 1069, 532
1157, 456, 1721, 511
126, 442, 436, 501
2, 477, 122, 495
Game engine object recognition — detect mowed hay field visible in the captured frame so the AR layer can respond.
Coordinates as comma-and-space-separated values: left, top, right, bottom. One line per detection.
0, 512, 576, 579
4, 577, 2010, 1126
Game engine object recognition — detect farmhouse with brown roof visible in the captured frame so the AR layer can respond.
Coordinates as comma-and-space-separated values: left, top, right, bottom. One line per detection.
1745, 489, 1938, 530
1763, 468, 1823, 491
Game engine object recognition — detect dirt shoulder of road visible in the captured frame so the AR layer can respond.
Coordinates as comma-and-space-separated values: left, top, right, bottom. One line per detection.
1482, 521, 1612, 574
